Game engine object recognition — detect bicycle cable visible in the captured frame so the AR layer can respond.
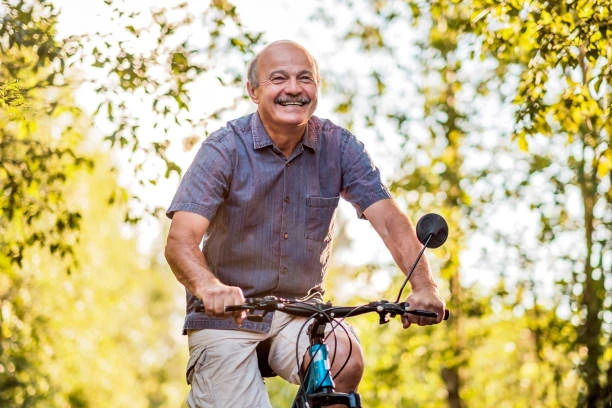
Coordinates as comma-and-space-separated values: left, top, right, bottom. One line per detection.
298, 303, 365, 391
322, 304, 369, 380
394, 233, 433, 303
289, 301, 345, 397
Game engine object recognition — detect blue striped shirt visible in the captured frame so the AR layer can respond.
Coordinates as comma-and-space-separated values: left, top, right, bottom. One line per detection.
167, 113, 391, 332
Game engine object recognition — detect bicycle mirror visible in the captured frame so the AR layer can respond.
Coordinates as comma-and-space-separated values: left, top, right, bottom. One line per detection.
416, 213, 448, 248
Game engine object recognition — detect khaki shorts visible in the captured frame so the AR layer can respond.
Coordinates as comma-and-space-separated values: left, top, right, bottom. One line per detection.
185, 311, 355, 408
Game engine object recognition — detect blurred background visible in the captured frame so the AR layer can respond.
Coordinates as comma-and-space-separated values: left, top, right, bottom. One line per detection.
0, 0, 609, 407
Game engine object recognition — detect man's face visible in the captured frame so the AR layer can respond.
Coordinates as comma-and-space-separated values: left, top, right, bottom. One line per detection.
247, 43, 318, 129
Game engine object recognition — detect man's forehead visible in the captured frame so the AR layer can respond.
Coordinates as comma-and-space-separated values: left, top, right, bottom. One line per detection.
257, 42, 316, 72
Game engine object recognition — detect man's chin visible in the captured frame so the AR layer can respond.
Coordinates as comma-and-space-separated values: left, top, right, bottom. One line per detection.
272, 112, 311, 127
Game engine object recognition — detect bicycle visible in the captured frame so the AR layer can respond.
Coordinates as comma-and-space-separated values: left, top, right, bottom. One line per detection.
226, 213, 451, 408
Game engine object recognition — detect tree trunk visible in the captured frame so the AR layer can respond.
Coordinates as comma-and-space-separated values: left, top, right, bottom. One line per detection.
441, 365, 464, 408
576, 136, 605, 407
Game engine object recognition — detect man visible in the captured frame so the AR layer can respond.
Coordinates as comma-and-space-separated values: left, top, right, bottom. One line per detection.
165, 40, 445, 408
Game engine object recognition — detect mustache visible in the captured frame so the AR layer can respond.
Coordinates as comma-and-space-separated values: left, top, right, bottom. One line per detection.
275, 96, 311, 104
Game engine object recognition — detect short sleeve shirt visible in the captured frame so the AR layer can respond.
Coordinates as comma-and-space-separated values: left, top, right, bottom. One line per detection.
167, 113, 391, 332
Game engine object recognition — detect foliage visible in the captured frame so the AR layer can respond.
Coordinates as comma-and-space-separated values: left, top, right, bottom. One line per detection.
81, 0, 263, 206
0, 155, 187, 407
0, 1, 197, 405
456, 2, 610, 405
0, 0, 264, 267
0, 0, 93, 269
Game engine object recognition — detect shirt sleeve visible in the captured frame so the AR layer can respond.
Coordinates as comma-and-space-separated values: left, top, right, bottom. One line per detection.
166, 132, 234, 220
339, 129, 391, 218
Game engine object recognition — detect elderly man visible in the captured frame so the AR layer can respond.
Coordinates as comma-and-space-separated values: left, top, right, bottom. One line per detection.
165, 40, 445, 408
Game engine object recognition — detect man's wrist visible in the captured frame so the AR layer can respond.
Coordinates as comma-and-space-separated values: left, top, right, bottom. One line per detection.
409, 279, 439, 293
192, 273, 223, 297
402, 256, 437, 292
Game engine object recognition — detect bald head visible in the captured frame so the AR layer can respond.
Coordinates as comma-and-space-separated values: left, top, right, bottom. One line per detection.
247, 41, 320, 88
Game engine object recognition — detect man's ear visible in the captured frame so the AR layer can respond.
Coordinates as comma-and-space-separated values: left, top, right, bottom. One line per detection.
246, 82, 259, 104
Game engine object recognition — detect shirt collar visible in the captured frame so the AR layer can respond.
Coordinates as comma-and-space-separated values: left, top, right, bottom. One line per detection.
303, 118, 319, 151
251, 113, 274, 150
251, 113, 319, 151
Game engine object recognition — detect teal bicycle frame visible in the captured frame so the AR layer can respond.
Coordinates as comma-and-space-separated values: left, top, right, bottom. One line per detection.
291, 312, 361, 408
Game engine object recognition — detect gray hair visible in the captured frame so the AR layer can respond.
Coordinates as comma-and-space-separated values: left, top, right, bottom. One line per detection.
247, 41, 320, 89
247, 54, 262, 87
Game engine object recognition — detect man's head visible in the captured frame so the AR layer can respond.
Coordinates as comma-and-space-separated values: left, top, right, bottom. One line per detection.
246, 41, 319, 130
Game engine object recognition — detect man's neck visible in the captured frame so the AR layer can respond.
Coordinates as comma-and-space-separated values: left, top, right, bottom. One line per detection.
258, 114, 308, 158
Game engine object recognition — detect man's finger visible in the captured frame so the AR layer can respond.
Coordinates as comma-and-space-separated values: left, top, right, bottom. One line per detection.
229, 287, 245, 324
211, 297, 221, 315
405, 312, 419, 323
419, 314, 438, 325
205, 298, 218, 316
402, 315, 412, 329
234, 310, 246, 326
231, 297, 245, 324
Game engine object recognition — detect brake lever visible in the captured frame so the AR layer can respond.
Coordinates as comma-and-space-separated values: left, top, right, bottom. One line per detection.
225, 296, 284, 322
246, 309, 267, 322
374, 301, 405, 324
378, 312, 391, 324
398, 302, 450, 320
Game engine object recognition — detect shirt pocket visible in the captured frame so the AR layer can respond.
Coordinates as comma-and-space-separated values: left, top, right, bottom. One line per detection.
304, 196, 339, 242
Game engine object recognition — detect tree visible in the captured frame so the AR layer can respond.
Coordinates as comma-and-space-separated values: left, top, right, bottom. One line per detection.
0, 0, 92, 270
0, 152, 188, 407
467, 2, 610, 405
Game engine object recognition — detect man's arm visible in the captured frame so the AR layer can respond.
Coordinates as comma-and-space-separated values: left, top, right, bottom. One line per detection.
165, 211, 245, 324
363, 199, 445, 328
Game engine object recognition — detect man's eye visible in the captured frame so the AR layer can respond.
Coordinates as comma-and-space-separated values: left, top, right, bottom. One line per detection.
299, 76, 313, 82
271, 76, 285, 83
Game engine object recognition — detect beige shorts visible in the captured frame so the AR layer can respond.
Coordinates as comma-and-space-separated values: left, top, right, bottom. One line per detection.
185, 311, 355, 408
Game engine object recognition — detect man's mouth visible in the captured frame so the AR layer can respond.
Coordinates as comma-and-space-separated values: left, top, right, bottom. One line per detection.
275, 98, 310, 106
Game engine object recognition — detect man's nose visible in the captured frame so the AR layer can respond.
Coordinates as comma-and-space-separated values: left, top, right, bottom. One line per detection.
285, 77, 301, 94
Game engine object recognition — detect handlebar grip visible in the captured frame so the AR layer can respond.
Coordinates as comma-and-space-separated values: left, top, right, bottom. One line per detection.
407, 308, 451, 320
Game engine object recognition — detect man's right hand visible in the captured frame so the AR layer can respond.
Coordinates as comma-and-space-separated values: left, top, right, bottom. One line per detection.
197, 280, 246, 325
165, 212, 247, 326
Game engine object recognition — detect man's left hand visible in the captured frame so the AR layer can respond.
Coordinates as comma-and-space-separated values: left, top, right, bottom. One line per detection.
402, 286, 445, 329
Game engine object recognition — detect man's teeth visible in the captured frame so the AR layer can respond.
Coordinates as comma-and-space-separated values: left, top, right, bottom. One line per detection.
279, 101, 306, 106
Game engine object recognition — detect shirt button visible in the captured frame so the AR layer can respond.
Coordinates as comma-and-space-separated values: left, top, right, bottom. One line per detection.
284, 196, 290, 203
281, 266, 288, 274
283, 232, 289, 239
286, 162, 292, 167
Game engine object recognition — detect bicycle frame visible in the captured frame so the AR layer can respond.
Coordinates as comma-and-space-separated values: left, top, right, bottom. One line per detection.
291, 313, 362, 408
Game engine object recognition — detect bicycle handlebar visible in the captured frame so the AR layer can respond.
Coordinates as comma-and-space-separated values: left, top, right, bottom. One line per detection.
225, 296, 450, 323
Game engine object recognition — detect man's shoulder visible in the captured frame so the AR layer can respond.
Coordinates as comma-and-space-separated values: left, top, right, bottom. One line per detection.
310, 115, 355, 146
204, 113, 253, 147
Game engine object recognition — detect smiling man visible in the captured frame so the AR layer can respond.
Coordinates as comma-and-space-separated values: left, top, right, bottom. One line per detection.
165, 40, 445, 408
